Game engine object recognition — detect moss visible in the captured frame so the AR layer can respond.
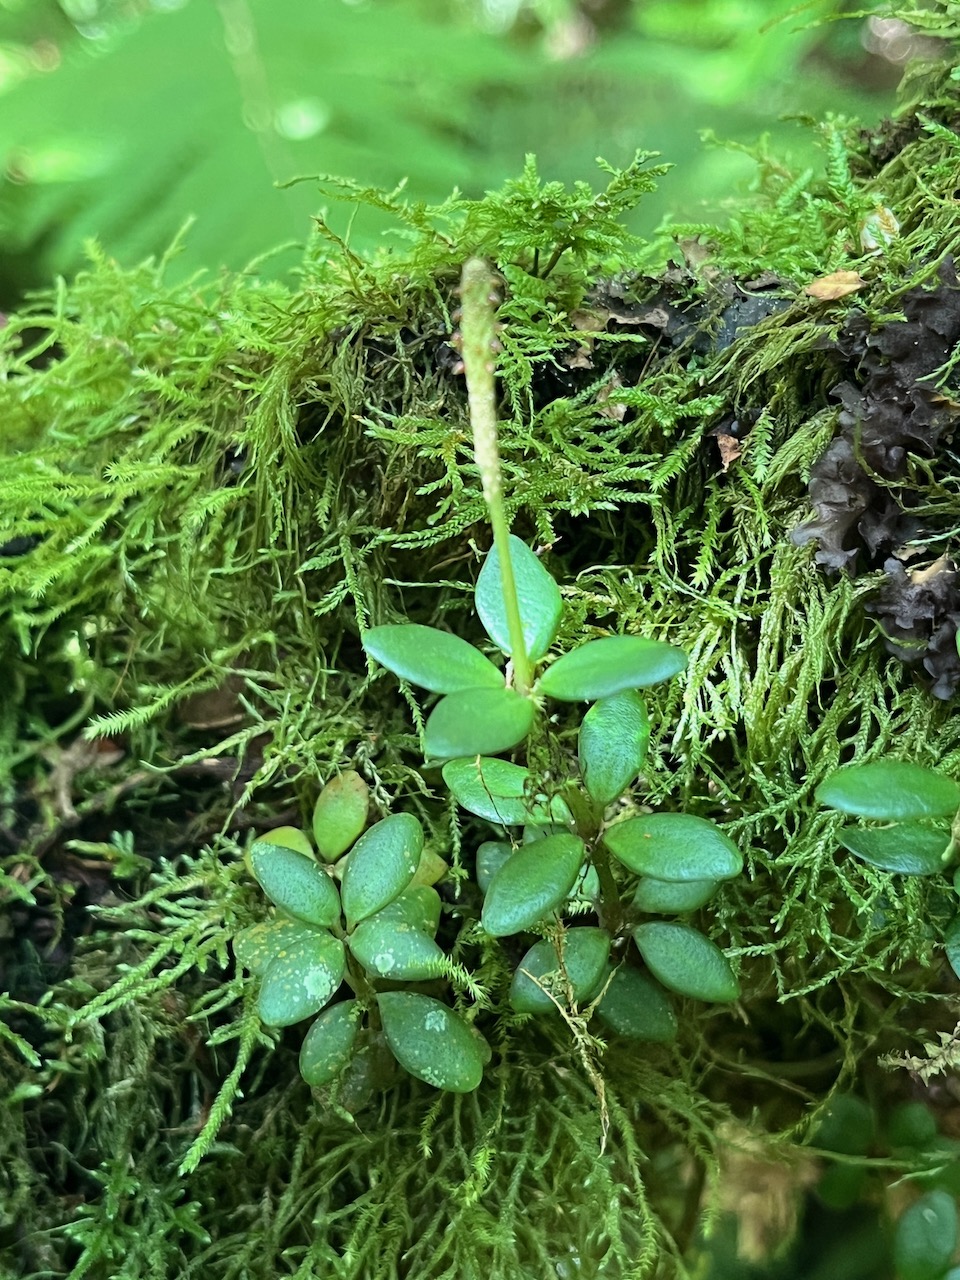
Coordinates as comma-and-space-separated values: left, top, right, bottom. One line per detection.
3, 53, 960, 1280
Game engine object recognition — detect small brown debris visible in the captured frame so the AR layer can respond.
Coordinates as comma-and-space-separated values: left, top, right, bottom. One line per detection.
804, 270, 867, 301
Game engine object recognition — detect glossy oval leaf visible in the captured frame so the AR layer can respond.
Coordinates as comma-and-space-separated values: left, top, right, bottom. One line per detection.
257, 931, 345, 1027
510, 927, 611, 1013
578, 690, 650, 807
945, 913, 960, 982
363, 623, 503, 694
817, 761, 960, 821
249, 843, 341, 928
340, 813, 423, 930
837, 823, 950, 875
481, 832, 585, 937
595, 966, 677, 1043
633, 921, 739, 1003
893, 1190, 958, 1280
632, 876, 719, 915
378, 992, 486, 1092
411, 847, 448, 888
371, 884, 442, 937
538, 635, 687, 702
299, 1000, 360, 1087
312, 771, 369, 862
233, 917, 320, 977
476, 840, 515, 894
569, 861, 602, 903
475, 535, 562, 662
442, 756, 571, 827
349, 914, 446, 980
261, 826, 315, 858
604, 813, 743, 882
424, 687, 535, 760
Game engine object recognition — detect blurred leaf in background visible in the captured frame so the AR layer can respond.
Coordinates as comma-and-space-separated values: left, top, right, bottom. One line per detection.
0, 0, 906, 297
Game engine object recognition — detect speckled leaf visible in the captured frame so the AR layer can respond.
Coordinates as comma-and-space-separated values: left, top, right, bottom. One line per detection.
424, 687, 535, 760
349, 913, 446, 980
632, 876, 719, 915
481, 832, 585, 937
363, 624, 503, 693
476, 841, 515, 893
604, 813, 742, 882
633, 921, 739, 1003
837, 822, 950, 875
537, 635, 687, 702
945, 914, 960, 982
817, 761, 960, 821
893, 1190, 958, 1280
595, 966, 677, 1042
299, 1000, 360, 1086
475, 535, 562, 662
510, 927, 611, 1013
249, 843, 341, 928
442, 756, 571, 827
233, 917, 319, 977
578, 690, 650, 806
340, 813, 423, 930
378, 992, 486, 1092
312, 771, 369, 862
371, 884, 442, 937
257, 931, 345, 1027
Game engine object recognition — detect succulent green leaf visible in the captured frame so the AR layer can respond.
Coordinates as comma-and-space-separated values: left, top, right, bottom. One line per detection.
510, 927, 611, 1013
424, 687, 535, 760
442, 756, 571, 827
249, 843, 341, 928
378, 992, 486, 1092
233, 918, 320, 977
603, 813, 743, 882
257, 931, 345, 1027
817, 761, 960, 821
349, 912, 446, 980
371, 884, 442, 937
945, 914, 960, 982
886, 1101, 938, 1150
312, 771, 369, 862
523, 828, 602, 901
595, 966, 677, 1042
569, 861, 602, 902
411, 847, 448, 888
537, 635, 687, 702
633, 921, 739, 1003
260, 826, 314, 857
477, 841, 515, 893
522, 823, 570, 844
632, 876, 719, 914
578, 690, 650, 806
299, 1000, 360, 1087
363, 624, 503, 694
481, 832, 585, 937
475, 535, 562, 662
340, 814, 423, 930
837, 823, 950, 875
893, 1190, 958, 1280
813, 1093, 874, 1156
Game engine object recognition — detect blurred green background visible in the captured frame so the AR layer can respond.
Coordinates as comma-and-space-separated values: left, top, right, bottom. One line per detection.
0, 0, 913, 299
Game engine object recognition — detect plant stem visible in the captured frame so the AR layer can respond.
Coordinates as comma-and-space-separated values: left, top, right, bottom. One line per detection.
459, 257, 532, 696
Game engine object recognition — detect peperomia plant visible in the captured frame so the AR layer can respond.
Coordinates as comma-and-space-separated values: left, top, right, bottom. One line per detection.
235, 776, 491, 1092
816, 758, 960, 981
234, 258, 746, 1095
